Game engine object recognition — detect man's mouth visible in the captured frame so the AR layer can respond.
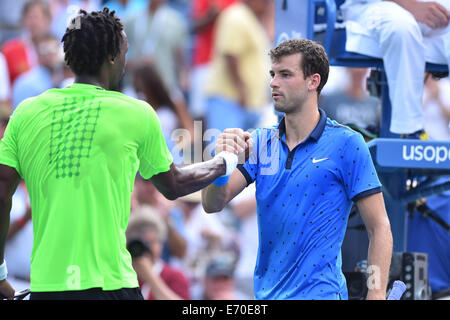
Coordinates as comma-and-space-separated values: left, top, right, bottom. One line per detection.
272, 92, 282, 98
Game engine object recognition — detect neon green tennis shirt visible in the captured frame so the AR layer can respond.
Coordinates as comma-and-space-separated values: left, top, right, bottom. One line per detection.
0, 83, 173, 292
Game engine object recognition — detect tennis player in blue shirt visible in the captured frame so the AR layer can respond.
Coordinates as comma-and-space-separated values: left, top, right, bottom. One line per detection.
202, 39, 393, 300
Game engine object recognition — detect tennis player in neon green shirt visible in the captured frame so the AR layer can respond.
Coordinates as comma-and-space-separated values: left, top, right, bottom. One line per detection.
0, 8, 251, 300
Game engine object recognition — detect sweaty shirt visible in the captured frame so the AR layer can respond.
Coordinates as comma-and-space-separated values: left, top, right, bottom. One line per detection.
0, 83, 173, 292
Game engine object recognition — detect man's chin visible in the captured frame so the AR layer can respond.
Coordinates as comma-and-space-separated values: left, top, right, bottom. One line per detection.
274, 103, 287, 113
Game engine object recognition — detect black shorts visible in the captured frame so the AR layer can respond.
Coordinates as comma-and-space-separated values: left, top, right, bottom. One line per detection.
30, 287, 144, 300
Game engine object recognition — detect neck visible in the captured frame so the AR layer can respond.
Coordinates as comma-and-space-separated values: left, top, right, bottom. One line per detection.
74, 73, 109, 90
283, 98, 320, 150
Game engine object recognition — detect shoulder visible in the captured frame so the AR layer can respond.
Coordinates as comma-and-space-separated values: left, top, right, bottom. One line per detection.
103, 91, 153, 112
8, 95, 40, 127
324, 118, 365, 147
12, 96, 37, 116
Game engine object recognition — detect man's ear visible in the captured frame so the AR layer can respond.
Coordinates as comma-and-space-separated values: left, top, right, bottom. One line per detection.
308, 73, 321, 92
107, 54, 115, 65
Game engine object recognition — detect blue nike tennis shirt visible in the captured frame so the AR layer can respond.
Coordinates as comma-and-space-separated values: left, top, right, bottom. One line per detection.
237, 109, 382, 300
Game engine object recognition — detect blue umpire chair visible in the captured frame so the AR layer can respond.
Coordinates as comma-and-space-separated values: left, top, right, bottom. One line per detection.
274, 0, 450, 254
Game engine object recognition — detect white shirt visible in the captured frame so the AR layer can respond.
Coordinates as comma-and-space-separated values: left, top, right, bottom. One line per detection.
0, 53, 10, 101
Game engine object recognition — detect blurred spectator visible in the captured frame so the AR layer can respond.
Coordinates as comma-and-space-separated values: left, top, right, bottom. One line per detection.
0, 53, 11, 113
189, 0, 239, 119
133, 175, 187, 262
0, 0, 29, 43
125, 0, 189, 96
200, 253, 248, 300
173, 192, 238, 297
50, 0, 101, 41
320, 67, 381, 139
132, 60, 194, 158
167, 0, 190, 16
2, 0, 52, 85
423, 74, 450, 140
321, 66, 350, 97
127, 205, 190, 300
205, 0, 272, 133
12, 33, 65, 109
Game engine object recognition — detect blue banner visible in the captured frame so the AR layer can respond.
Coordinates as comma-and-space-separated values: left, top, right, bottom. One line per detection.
375, 139, 450, 169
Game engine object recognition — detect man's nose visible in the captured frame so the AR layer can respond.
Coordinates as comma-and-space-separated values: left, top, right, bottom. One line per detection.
270, 76, 279, 88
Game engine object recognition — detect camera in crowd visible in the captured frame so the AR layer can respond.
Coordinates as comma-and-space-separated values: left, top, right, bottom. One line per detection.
126, 237, 152, 258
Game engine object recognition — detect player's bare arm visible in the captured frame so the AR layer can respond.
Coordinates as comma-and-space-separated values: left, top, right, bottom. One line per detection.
151, 129, 252, 201
201, 129, 253, 213
0, 165, 21, 299
357, 192, 393, 300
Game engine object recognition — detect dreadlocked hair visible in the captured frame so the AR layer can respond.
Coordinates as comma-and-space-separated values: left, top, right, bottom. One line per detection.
61, 7, 124, 76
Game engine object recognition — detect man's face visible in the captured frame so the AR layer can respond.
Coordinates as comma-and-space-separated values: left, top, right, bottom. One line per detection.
23, 4, 51, 40
37, 38, 63, 70
204, 275, 234, 299
270, 53, 310, 114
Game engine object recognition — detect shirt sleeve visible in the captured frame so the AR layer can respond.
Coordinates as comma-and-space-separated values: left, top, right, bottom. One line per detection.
137, 103, 173, 179
340, 132, 382, 202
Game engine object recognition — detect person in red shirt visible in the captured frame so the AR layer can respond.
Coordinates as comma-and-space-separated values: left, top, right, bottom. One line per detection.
189, 0, 240, 119
127, 205, 190, 300
2, 0, 52, 85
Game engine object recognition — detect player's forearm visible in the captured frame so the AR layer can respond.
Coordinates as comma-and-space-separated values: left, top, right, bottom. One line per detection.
0, 198, 13, 264
173, 158, 227, 198
366, 219, 393, 299
201, 183, 229, 213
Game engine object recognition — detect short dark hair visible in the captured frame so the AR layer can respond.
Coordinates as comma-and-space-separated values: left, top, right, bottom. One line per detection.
269, 39, 329, 95
61, 7, 124, 76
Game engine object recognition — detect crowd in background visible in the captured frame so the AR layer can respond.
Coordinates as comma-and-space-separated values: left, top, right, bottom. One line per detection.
0, 0, 449, 300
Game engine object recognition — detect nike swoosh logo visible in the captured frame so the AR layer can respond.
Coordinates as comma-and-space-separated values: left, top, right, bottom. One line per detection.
312, 157, 329, 164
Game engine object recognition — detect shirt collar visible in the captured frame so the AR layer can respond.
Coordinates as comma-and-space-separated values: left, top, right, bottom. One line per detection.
277, 108, 327, 142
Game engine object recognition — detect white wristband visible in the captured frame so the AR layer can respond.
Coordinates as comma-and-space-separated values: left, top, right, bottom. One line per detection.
215, 151, 238, 176
0, 260, 7, 281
